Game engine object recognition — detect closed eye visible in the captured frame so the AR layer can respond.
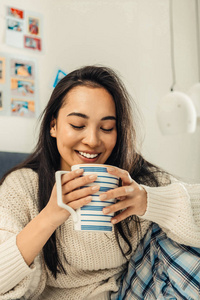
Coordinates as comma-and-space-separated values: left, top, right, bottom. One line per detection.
101, 127, 114, 132
70, 124, 114, 132
70, 124, 85, 129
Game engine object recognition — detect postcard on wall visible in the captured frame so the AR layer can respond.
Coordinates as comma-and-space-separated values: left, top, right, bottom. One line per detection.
0, 57, 6, 84
7, 7, 24, 19
11, 98, 35, 118
7, 18, 23, 32
10, 58, 35, 80
27, 16, 40, 36
24, 36, 41, 51
6, 7, 43, 52
11, 78, 34, 98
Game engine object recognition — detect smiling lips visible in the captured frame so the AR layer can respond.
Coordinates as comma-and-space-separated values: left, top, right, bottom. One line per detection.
78, 151, 99, 159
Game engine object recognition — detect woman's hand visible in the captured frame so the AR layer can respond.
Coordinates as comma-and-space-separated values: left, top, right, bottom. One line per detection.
44, 169, 100, 228
99, 167, 147, 224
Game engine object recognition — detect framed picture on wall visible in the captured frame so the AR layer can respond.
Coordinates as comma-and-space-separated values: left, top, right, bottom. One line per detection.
7, 7, 24, 19
11, 78, 34, 97
24, 36, 41, 51
28, 16, 40, 36
7, 18, 23, 32
11, 98, 35, 118
10, 58, 35, 80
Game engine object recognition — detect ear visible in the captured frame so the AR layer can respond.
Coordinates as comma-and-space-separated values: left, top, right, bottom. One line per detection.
50, 118, 57, 138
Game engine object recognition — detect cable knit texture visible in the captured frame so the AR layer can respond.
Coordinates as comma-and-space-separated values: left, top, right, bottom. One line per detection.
140, 182, 200, 247
0, 168, 199, 299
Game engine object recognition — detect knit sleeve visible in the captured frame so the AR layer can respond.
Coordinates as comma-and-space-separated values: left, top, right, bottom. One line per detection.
140, 182, 200, 247
0, 169, 46, 299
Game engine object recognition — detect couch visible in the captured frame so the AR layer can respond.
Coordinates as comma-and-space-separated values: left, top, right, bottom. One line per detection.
0, 151, 29, 179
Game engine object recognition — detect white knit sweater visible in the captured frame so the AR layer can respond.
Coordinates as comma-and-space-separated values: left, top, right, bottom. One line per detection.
0, 168, 200, 300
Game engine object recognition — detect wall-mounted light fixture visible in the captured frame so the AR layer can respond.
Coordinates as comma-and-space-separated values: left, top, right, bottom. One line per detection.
157, 0, 197, 135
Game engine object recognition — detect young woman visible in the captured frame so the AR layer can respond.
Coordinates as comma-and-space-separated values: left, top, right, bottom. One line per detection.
0, 66, 199, 300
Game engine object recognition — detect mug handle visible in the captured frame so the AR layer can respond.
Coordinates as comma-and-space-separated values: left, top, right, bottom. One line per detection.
55, 171, 79, 223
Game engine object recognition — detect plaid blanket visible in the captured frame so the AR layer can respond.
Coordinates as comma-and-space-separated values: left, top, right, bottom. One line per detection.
111, 223, 200, 300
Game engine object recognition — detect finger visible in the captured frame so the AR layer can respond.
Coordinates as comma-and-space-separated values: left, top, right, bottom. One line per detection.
63, 185, 100, 203
61, 169, 84, 185
102, 189, 147, 217
69, 195, 93, 210
111, 207, 133, 224
102, 198, 132, 215
117, 196, 126, 201
62, 173, 98, 194
107, 167, 134, 185
99, 185, 134, 202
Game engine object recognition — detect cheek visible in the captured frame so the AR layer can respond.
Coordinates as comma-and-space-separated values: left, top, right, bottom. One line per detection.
57, 127, 79, 146
59, 127, 78, 144
106, 132, 117, 151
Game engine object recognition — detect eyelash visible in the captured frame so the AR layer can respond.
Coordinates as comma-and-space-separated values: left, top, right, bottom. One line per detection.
70, 124, 84, 129
101, 128, 113, 132
70, 124, 114, 132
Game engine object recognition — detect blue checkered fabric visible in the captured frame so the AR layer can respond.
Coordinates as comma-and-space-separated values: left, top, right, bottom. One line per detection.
111, 223, 200, 300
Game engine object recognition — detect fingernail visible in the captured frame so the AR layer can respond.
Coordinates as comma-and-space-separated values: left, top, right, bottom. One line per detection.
89, 174, 97, 180
91, 185, 99, 191
103, 207, 110, 214
99, 194, 107, 200
111, 218, 117, 224
125, 186, 134, 193
85, 196, 92, 203
128, 173, 133, 183
75, 169, 83, 174
107, 167, 115, 172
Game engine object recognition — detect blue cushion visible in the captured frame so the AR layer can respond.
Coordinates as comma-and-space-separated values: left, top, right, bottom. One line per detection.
0, 151, 29, 179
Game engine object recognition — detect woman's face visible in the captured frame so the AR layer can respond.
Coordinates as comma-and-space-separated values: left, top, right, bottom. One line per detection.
51, 86, 117, 170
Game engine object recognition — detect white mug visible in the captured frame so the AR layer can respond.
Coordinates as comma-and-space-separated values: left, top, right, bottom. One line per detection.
55, 164, 119, 232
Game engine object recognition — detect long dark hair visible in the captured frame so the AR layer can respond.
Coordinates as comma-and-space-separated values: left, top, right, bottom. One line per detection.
0, 65, 169, 278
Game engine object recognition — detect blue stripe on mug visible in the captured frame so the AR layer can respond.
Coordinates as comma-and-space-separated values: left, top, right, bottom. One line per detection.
81, 206, 104, 211
81, 186, 115, 192
97, 175, 119, 181
80, 186, 115, 189
81, 225, 112, 231
80, 175, 118, 183
80, 167, 107, 172
94, 181, 117, 185
81, 220, 111, 223
87, 200, 114, 204
81, 214, 113, 217
99, 186, 114, 192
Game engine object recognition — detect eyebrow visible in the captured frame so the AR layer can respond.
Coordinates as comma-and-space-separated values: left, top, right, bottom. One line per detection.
67, 112, 116, 121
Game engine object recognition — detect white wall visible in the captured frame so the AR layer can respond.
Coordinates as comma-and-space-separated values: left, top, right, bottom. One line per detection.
0, 0, 199, 182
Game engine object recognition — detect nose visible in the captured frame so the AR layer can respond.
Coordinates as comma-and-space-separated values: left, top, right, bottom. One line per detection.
82, 128, 101, 148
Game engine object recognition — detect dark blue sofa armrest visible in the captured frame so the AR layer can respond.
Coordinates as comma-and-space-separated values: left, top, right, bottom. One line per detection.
0, 151, 29, 179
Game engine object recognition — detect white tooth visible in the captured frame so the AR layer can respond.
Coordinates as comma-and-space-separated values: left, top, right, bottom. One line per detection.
90, 154, 97, 158
79, 151, 98, 158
